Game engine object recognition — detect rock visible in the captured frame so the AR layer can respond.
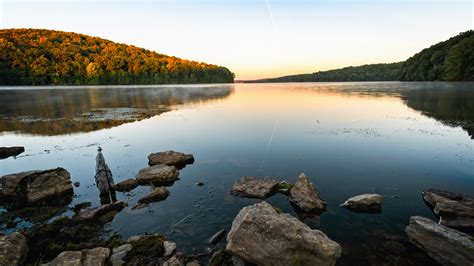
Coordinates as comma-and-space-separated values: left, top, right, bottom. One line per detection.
208, 229, 226, 245
422, 189, 474, 229
73, 181, 81, 187
196, 182, 204, 187
0, 168, 73, 208
226, 202, 341, 265
114, 178, 138, 192
72, 202, 92, 213
186, 260, 200, 266
0, 232, 28, 266
45, 247, 110, 266
0, 146, 24, 159
73, 201, 126, 222
229, 176, 279, 199
340, 193, 383, 213
148, 150, 194, 169
163, 241, 177, 257
163, 254, 185, 266
135, 165, 179, 185
110, 244, 132, 266
405, 216, 474, 266
289, 173, 327, 213
277, 181, 293, 195
137, 187, 170, 204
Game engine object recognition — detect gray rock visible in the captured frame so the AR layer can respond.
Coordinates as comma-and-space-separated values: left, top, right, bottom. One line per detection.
289, 173, 327, 213
137, 187, 169, 204
135, 165, 179, 185
0, 168, 73, 206
208, 229, 226, 245
45, 247, 110, 266
0, 146, 24, 159
226, 201, 341, 266
0, 232, 28, 266
164, 241, 177, 257
405, 216, 474, 266
340, 193, 383, 213
422, 189, 474, 229
148, 150, 194, 168
110, 244, 132, 266
163, 254, 185, 266
73, 201, 126, 222
230, 176, 279, 199
114, 178, 138, 192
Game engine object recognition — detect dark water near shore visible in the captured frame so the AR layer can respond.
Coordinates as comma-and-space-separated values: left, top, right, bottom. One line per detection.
1, 82, 473, 264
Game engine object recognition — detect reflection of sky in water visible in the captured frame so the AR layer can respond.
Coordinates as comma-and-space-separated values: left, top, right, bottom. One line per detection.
0, 82, 473, 262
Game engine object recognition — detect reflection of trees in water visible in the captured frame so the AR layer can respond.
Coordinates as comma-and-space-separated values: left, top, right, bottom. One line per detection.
400, 83, 474, 139
0, 85, 234, 136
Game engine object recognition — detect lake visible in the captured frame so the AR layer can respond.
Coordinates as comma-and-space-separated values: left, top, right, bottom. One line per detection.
1, 82, 473, 264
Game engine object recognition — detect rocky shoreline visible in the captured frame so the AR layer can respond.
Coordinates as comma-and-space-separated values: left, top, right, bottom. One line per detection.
1, 149, 473, 265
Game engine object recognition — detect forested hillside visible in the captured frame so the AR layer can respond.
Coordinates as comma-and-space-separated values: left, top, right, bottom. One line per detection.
251, 30, 473, 83
0, 29, 234, 85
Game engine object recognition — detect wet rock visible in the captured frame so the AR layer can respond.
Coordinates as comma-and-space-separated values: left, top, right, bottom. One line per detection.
110, 244, 132, 266
0, 167, 73, 208
72, 202, 92, 213
148, 150, 194, 169
0, 232, 28, 265
422, 189, 474, 229
405, 216, 474, 266
340, 193, 383, 213
289, 173, 327, 213
135, 165, 179, 185
73, 181, 80, 187
114, 178, 138, 192
163, 241, 177, 257
226, 201, 341, 265
73, 201, 126, 222
137, 187, 170, 204
45, 247, 110, 266
229, 176, 279, 199
208, 229, 226, 245
0, 146, 24, 159
196, 182, 204, 187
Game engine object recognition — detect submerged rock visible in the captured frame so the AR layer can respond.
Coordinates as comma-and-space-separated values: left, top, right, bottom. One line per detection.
114, 178, 138, 192
0, 146, 24, 159
422, 189, 474, 229
148, 150, 194, 168
0, 168, 73, 208
73, 201, 126, 222
229, 176, 279, 199
0, 232, 28, 266
135, 165, 179, 185
208, 229, 227, 245
226, 201, 341, 265
405, 216, 474, 266
137, 187, 170, 204
340, 193, 383, 213
289, 173, 327, 213
45, 247, 110, 266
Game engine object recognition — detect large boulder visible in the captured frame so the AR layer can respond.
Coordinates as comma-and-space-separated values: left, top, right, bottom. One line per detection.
230, 176, 279, 199
137, 187, 170, 204
405, 216, 474, 266
340, 193, 383, 213
0, 168, 73, 208
0, 232, 28, 265
226, 202, 341, 266
422, 189, 474, 229
45, 247, 110, 266
0, 146, 24, 159
73, 201, 126, 222
135, 165, 179, 185
289, 173, 327, 213
114, 178, 138, 192
148, 151, 194, 169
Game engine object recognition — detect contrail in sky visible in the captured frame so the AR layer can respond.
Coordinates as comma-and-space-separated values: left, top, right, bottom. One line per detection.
265, 0, 277, 33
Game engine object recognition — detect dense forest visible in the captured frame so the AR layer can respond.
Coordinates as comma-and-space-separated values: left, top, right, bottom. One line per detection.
251, 30, 473, 83
0, 29, 234, 85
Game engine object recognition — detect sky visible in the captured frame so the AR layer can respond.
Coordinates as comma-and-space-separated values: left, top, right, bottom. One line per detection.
1, 0, 473, 80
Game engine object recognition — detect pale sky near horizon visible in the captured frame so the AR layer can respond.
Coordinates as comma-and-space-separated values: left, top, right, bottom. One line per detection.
1, 0, 473, 80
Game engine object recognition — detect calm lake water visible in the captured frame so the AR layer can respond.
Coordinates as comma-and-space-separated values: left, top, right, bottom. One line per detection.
1, 82, 473, 264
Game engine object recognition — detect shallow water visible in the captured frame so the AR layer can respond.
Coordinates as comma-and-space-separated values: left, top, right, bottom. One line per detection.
1, 82, 473, 264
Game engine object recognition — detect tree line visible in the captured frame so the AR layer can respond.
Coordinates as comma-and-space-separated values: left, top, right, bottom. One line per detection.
0, 29, 235, 85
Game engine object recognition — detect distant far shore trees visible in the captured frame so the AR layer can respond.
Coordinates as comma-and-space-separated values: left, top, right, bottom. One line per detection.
0, 29, 234, 85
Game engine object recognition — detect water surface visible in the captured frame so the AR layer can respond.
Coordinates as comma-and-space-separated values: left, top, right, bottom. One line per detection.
1, 82, 473, 264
